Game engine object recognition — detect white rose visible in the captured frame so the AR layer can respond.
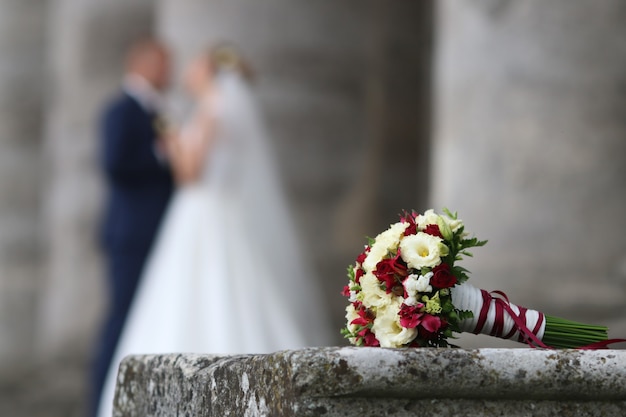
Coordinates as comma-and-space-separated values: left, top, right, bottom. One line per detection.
360, 272, 392, 309
417, 209, 463, 233
372, 300, 417, 347
416, 209, 440, 230
400, 232, 449, 269
362, 222, 409, 273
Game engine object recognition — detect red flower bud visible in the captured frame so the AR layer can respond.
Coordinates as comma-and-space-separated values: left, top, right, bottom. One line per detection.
355, 268, 364, 284
400, 211, 418, 236
356, 248, 369, 264
430, 263, 457, 289
342, 285, 351, 297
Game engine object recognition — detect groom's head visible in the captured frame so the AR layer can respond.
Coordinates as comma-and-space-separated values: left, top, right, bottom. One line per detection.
126, 38, 171, 91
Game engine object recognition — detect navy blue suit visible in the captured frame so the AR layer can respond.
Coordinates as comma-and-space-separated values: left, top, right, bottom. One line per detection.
91, 91, 173, 416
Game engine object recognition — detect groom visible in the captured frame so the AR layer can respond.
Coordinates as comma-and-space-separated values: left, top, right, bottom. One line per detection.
91, 38, 174, 416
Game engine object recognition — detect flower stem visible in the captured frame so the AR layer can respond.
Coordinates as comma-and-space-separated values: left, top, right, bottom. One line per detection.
542, 315, 608, 349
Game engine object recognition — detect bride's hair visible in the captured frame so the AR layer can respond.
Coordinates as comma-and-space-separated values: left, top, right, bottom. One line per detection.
208, 43, 255, 82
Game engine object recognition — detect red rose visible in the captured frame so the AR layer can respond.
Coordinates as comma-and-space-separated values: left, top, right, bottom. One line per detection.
430, 263, 457, 289
373, 253, 408, 293
424, 224, 443, 239
373, 260, 399, 293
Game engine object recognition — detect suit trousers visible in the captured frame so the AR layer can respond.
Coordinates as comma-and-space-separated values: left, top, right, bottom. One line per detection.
90, 248, 149, 417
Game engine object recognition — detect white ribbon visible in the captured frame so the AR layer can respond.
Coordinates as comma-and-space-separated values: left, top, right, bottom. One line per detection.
451, 284, 546, 342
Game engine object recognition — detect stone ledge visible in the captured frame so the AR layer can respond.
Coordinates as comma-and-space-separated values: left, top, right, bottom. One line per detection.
113, 348, 626, 416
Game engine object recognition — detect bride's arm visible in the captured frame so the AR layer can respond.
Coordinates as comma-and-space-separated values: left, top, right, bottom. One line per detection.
162, 110, 215, 185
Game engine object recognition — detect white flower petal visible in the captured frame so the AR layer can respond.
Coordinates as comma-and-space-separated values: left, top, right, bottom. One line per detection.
415, 275, 433, 293
360, 272, 391, 309
362, 222, 409, 273
372, 300, 417, 347
416, 209, 440, 230
404, 296, 418, 306
399, 232, 447, 269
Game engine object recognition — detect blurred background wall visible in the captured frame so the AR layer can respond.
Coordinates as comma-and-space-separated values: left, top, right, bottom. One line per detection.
432, 0, 626, 347
0, 0, 625, 416
0, 0, 47, 368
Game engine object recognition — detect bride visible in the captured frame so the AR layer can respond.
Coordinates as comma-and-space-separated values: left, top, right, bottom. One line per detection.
97, 45, 333, 417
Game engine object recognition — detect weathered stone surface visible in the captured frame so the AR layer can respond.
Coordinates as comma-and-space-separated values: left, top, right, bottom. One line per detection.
114, 348, 626, 416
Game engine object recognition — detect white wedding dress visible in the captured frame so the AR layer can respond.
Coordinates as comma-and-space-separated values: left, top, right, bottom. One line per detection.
97, 71, 333, 417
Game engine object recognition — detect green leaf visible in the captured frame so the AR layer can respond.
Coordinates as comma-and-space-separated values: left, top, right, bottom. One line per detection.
442, 207, 457, 220
347, 265, 355, 281
457, 309, 474, 321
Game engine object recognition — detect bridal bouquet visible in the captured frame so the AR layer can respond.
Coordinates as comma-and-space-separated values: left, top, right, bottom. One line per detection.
341, 209, 613, 349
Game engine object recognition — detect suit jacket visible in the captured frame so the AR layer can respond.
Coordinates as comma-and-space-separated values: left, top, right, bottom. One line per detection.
100, 92, 174, 254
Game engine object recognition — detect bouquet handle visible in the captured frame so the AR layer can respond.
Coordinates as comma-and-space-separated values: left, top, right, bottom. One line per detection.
452, 284, 546, 346
452, 284, 626, 349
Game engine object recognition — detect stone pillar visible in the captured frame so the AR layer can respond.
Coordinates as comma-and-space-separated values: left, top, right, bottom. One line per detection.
113, 348, 626, 416
39, 0, 156, 358
0, 0, 47, 367
157, 0, 433, 334
432, 0, 626, 345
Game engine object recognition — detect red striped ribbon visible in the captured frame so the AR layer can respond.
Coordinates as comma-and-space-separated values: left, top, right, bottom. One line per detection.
473, 289, 626, 350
